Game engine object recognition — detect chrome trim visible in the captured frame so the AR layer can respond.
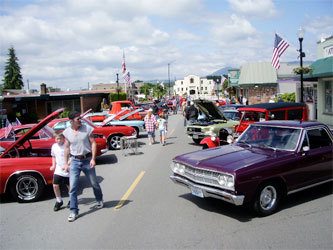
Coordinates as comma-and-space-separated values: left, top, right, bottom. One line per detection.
287, 179, 333, 195
4, 170, 47, 193
170, 175, 244, 206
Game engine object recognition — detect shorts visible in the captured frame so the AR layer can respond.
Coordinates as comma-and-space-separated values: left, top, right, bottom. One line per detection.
147, 131, 155, 138
159, 130, 166, 136
53, 174, 70, 186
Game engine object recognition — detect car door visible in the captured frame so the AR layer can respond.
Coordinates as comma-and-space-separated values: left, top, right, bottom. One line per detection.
293, 127, 333, 189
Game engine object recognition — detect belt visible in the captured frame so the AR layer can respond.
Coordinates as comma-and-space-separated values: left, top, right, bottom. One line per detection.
71, 152, 92, 160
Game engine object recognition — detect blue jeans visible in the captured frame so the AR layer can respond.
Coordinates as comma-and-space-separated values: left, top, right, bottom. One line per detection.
69, 158, 103, 214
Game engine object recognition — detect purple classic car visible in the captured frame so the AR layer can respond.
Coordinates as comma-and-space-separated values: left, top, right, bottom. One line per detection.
170, 121, 333, 216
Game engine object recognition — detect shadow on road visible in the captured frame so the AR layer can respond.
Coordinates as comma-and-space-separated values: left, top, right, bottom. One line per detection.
77, 198, 132, 219
97, 154, 118, 165
178, 181, 333, 222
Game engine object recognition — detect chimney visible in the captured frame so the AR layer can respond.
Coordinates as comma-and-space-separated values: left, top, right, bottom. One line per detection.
40, 83, 47, 95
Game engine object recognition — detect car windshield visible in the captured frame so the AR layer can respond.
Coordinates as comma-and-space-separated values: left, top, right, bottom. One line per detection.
223, 111, 240, 121
237, 125, 301, 151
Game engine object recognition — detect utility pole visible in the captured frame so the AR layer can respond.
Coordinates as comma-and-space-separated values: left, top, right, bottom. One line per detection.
168, 63, 170, 97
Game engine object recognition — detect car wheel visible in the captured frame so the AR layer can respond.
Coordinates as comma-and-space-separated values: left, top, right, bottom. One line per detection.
192, 138, 201, 144
10, 173, 45, 202
108, 135, 122, 150
202, 144, 209, 149
253, 183, 281, 216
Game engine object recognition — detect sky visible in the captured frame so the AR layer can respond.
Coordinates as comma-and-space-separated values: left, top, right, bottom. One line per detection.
0, 0, 332, 90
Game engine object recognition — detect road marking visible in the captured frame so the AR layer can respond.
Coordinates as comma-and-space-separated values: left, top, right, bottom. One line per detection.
168, 128, 175, 137
114, 171, 145, 210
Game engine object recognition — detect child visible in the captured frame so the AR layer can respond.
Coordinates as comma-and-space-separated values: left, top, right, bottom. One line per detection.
157, 113, 167, 146
50, 133, 70, 211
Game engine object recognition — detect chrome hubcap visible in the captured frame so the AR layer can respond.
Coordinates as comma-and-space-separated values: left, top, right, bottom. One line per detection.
260, 185, 277, 210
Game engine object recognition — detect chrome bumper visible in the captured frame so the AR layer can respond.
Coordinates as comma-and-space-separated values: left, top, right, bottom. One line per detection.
170, 174, 244, 206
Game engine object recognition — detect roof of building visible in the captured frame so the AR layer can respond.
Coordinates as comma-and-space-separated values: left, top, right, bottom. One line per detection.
239, 62, 277, 85
307, 56, 333, 78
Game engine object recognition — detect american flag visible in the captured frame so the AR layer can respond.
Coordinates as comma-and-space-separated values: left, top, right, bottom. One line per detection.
123, 71, 131, 84
122, 50, 126, 74
271, 33, 290, 69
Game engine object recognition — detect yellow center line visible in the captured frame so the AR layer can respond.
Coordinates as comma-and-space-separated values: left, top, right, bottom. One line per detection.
114, 171, 145, 210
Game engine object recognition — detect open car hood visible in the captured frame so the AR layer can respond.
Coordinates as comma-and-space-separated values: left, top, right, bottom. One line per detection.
194, 99, 227, 120
102, 108, 143, 125
0, 108, 64, 158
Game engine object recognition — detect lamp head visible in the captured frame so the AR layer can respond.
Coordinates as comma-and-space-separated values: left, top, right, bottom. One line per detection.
297, 27, 304, 39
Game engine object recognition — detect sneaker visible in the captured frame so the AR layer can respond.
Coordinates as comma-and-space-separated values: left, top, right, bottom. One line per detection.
66, 201, 70, 208
96, 200, 104, 209
53, 201, 63, 211
68, 212, 78, 222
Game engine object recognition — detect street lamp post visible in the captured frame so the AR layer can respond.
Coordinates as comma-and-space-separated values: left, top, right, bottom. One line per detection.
297, 27, 305, 103
116, 73, 120, 100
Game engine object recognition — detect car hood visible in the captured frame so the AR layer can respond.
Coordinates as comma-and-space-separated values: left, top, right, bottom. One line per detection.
0, 108, 64, 158
194, 100, 227, 120
173, 144, 291, 173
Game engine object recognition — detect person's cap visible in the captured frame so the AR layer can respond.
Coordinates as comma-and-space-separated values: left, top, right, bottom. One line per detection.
148, 108, 153, 112
190, 101, 194, 105
68, 111, 81, 120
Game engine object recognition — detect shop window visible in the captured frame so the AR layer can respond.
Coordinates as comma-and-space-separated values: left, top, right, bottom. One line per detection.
324, 81, 332, 113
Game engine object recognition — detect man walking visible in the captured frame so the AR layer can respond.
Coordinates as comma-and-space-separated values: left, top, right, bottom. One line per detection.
63, 111, 104, 222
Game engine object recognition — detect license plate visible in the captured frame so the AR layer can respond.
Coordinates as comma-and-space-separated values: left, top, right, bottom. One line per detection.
192, 134, 199, 139
191, 186, 204, 198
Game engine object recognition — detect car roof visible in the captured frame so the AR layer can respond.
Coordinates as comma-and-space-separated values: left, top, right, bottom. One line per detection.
254, 120, 325, 128
239, 102, 306, 111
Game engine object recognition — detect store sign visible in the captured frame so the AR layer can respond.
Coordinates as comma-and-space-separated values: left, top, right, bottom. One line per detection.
324, 45, 333, 57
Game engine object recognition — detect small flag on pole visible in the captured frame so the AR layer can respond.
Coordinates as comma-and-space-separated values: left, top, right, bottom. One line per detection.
271, 33, 290, 69
4, 119, 13, 138
122, 50, 126, 74
123, 71, 131, 85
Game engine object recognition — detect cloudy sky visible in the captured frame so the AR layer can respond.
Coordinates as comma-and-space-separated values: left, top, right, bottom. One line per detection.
0, 0, 332, 90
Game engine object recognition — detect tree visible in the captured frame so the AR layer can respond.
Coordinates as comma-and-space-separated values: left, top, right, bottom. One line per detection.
2, 46, 24, 89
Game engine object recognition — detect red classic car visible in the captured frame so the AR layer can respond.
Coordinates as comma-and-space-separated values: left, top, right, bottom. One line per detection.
170, 121, 333, 216
235, 102, 309, 135
0, 108, 64, 202
49, 117, 136, 150
0, 124, 108, 157
109, 100, 145, 120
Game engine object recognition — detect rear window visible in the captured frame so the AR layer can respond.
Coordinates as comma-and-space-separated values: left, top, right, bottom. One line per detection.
268, 111, 285, 120
287, 109, 303, 120
242, 111, 265, 122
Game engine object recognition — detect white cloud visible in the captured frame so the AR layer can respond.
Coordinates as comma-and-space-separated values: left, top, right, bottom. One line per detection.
228, 0, 277, 18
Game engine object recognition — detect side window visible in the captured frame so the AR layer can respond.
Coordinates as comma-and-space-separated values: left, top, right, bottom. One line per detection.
269, 111, 285, 120
306, 128, 333, 149
288, 109, 303, 120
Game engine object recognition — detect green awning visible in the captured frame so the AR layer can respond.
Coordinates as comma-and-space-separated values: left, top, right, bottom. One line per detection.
307, 56, 333, 78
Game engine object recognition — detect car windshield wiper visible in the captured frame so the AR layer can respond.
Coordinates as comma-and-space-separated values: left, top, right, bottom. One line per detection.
237, 141, 252, 149
256, 143, 277, 151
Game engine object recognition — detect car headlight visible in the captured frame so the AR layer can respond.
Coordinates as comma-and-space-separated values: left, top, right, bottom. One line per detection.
170, 161, 186, 175
217, 174, 234, 190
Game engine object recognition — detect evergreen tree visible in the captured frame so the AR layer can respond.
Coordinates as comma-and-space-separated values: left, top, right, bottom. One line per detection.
2, 46, 24, 89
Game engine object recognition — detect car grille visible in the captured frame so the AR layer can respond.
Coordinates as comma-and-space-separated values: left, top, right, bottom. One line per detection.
183, 165, 220, 187
187, 127, 201, 133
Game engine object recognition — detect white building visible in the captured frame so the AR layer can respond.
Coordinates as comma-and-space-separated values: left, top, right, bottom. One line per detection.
174, 75, 218, 99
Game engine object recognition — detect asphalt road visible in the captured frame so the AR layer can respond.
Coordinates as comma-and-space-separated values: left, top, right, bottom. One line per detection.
1, 113, 332, 249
